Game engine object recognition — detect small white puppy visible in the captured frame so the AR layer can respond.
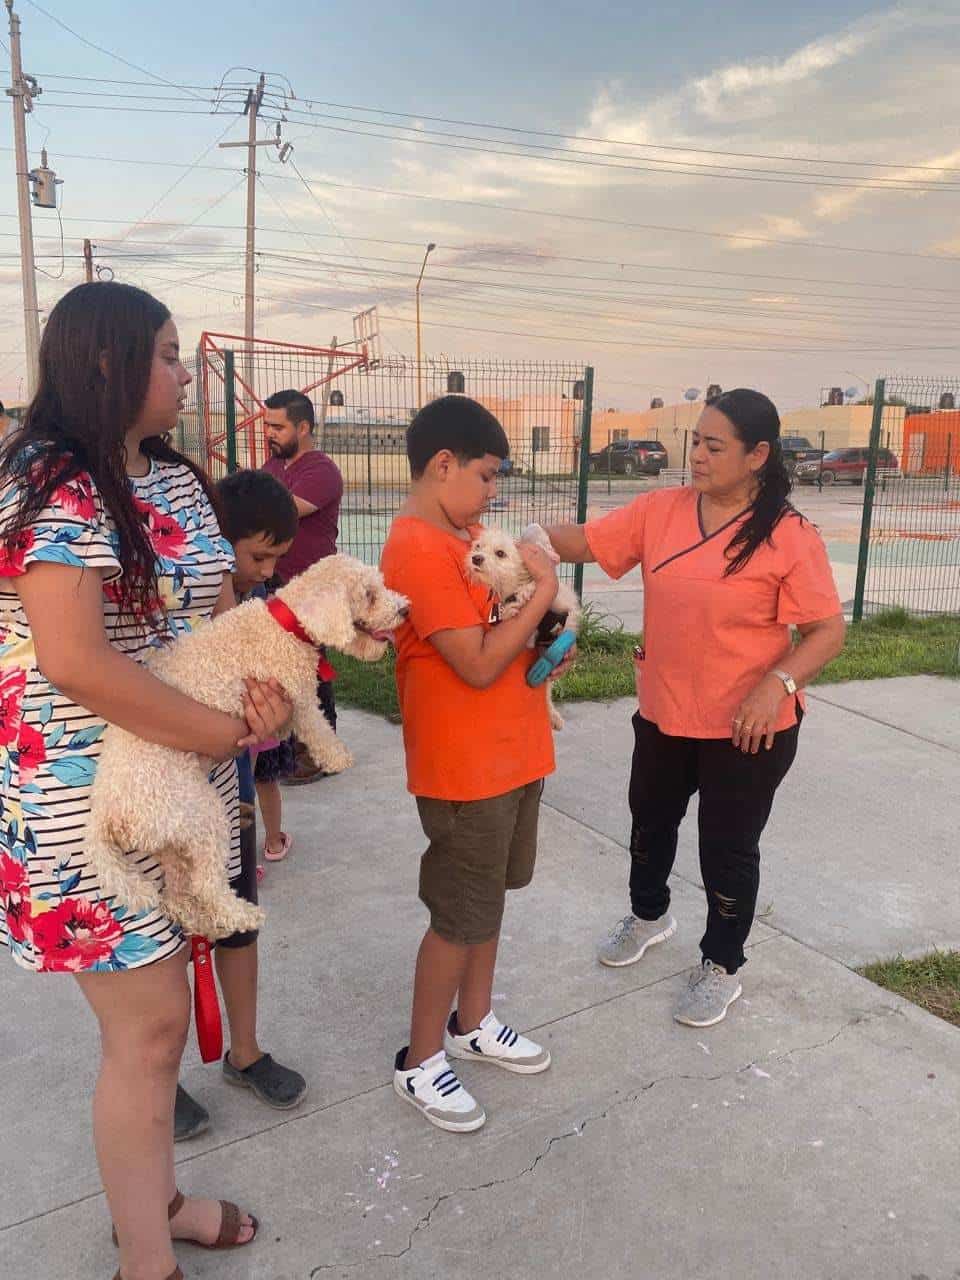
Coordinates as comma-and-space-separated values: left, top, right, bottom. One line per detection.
466, 525, 579, 730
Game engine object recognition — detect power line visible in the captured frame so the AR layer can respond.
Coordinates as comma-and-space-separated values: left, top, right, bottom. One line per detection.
22, 1, 205, 100
48, 220, 960, 296
29, 73, 960, 174
270, 173, 960, 262
274, 108, 960, 191
113, 118, 239, 246
31, 87, 960, 188
1, 142, 956, 261
125, 267, 960, 354
252, 258, 959, 342
284, 95, 960, 176
30, 97, 960, 192
250, 247, 960, 318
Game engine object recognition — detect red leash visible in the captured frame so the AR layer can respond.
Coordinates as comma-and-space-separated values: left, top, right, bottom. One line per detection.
191, 936, 223, 1064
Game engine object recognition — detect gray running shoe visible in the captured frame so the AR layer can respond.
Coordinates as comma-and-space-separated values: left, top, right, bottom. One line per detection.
597, 912, 677, 968
673, 959, 742, 1028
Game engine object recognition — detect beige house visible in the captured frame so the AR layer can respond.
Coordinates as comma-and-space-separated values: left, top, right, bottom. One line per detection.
592, 401, 879, 468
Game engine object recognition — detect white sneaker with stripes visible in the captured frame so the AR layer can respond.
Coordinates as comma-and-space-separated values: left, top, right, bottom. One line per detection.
444, 1010, 551, 1074
393, 1048, 486, 1133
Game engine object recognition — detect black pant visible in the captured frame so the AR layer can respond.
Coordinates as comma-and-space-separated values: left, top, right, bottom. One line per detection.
628, 712, 799, 974
317, 673, 337, 731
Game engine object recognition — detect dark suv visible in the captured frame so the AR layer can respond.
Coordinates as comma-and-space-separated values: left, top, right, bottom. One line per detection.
589, 439, 668, 476
795, 447, 899, 485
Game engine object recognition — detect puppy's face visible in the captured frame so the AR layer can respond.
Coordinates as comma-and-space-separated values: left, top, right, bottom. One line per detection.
280, 556, 409, 660
340, 562, 411, 660
466, 528, 527, 600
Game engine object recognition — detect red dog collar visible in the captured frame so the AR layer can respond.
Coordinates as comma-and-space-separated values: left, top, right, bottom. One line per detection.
265, 597, 337, 683
266, 596, 312, 645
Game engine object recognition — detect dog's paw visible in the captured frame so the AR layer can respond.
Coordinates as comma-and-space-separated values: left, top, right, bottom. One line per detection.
320, 741, 354, 774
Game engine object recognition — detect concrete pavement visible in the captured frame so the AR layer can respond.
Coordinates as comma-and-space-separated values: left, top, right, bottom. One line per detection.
1, 677, 958, 1279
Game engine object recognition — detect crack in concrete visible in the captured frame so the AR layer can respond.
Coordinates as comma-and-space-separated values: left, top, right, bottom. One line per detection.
310, 1011, 891, 1274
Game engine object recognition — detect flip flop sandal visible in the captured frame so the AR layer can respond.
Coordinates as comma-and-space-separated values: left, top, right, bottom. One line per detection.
113, 1190, 258, 1252
263, 832, 293, 862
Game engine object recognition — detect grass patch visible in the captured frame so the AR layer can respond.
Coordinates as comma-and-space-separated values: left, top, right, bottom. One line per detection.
336, 608, 959, 718
860, 951, 960, 1028
822, 609, 960, 682
334, 651, 401, 722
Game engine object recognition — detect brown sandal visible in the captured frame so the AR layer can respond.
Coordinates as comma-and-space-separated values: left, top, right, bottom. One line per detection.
112, 1189, 258, 1251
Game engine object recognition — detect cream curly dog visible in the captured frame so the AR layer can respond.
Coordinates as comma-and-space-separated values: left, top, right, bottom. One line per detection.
465, 525, 579, 730
86, 555, 408, 940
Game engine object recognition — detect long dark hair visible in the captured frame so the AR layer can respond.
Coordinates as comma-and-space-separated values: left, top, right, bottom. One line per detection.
0, 281, 216, 627
709, 388, 793, 576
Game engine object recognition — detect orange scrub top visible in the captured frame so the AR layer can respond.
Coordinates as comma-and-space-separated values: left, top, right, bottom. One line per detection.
585, 488, 841, 739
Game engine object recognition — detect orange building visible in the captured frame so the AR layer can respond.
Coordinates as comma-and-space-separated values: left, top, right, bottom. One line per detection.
902, 410, 960, 476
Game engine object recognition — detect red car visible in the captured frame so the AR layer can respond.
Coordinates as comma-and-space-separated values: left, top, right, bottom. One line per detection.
795, 447, 899, 485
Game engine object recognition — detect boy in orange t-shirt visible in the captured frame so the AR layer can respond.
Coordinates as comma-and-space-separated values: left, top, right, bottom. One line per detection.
381, 395, 565, 1133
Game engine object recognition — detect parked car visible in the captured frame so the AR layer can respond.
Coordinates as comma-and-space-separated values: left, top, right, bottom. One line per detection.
589, 439, 668, 476
795, 447, 900, 485
780, 435, 826, 472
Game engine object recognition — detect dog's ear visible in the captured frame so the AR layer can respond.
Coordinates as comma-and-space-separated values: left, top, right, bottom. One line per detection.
291, 585, 356, 651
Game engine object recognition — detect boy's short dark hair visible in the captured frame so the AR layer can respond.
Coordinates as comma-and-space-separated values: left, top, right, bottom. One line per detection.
406, 395, 509, 479
216, 469, 298, 546
264, 389, 315, 433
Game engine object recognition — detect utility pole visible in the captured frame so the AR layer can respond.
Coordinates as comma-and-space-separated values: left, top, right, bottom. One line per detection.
219, 74, 266, 352
83, 238, 93, 283
5, 0, 41, 397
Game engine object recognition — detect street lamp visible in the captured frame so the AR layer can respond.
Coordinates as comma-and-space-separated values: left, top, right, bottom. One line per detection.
415, 242, 436, 409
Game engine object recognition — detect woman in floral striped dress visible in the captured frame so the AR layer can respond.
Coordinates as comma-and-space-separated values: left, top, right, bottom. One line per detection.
0, 283, 292, 1280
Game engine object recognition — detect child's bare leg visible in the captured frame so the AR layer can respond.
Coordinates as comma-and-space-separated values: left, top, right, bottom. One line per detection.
255, 779, 284, 856
215, 939, 262, 1070
456, 933, 500, 1032
405, 928, 470, 1067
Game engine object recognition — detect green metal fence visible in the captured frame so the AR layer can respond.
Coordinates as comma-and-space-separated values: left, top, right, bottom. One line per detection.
853, 375, 960, 619
180, 339, 594, 597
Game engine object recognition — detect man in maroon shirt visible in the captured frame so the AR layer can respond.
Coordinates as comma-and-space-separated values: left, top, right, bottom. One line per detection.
262, 389, 344, 783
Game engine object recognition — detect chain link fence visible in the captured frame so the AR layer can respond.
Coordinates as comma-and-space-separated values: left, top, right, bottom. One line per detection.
854, 375, 960, 618
179, 336, 594, 595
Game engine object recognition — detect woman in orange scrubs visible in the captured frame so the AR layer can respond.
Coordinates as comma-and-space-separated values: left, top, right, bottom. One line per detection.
546, 389, 845, 1029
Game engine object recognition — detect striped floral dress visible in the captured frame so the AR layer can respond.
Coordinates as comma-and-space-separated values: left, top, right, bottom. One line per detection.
0, 455, 239, 973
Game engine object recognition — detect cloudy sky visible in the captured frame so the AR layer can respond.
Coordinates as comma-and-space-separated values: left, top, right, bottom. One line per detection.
1, 0, 958, 409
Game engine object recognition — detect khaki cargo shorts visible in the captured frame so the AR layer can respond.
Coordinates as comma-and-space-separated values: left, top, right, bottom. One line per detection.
416, 780, 544, 945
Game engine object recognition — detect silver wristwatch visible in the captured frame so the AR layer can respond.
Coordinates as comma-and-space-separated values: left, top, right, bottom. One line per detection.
772, 668, 797, 696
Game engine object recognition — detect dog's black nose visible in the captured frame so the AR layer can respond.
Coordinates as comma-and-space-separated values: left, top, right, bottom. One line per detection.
471, 555, 484, 566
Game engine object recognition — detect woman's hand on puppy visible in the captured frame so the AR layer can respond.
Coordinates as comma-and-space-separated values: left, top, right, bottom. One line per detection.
237, 677, 293, 750
519, 543, 559, 596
